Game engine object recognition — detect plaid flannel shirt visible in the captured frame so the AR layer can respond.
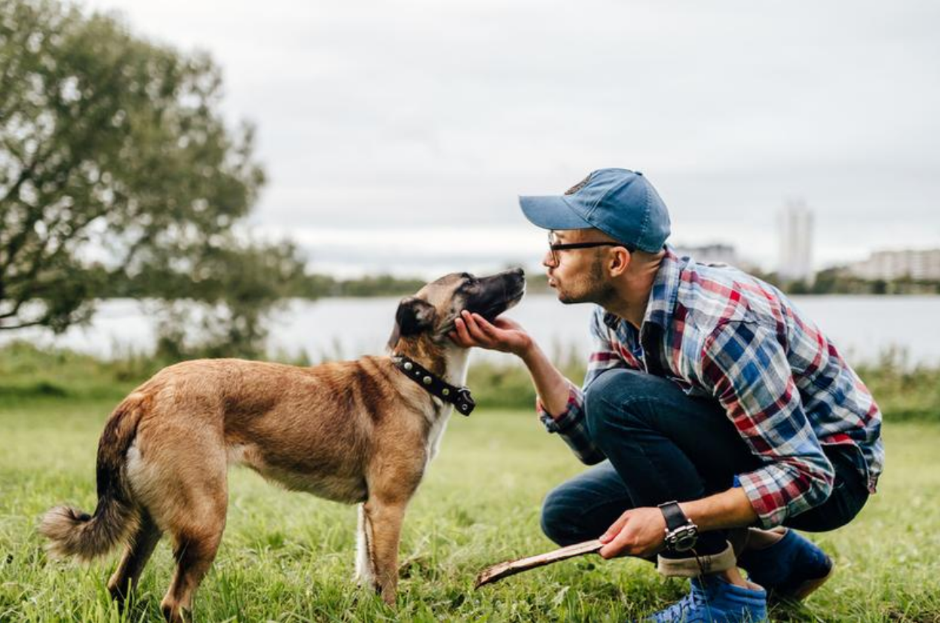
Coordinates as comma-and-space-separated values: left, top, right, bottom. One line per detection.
537, 247, 884, 528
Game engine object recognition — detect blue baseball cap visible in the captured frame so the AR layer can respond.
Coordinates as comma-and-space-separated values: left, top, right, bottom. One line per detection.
519, 168, 671, 253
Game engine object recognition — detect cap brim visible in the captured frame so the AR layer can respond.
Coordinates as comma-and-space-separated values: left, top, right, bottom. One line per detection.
518, 195, 593, 231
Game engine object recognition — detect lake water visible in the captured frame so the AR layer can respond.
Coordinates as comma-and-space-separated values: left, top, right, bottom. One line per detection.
3, 295, 939, 368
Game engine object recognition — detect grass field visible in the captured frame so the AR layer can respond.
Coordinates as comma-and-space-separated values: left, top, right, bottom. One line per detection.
1, 396, 939, 622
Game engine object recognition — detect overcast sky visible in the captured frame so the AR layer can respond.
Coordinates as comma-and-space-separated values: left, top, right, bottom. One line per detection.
82, 0, 940, 277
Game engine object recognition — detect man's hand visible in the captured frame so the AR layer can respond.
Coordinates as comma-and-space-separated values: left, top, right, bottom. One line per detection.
451, 311, 573, 416
449, 311, 532, 358
598, 507, 667, 559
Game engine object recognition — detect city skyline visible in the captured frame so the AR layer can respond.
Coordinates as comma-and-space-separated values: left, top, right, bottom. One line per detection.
257, 211, 940, 279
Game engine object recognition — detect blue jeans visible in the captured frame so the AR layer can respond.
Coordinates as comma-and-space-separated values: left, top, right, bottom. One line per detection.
541, 369, 869, 554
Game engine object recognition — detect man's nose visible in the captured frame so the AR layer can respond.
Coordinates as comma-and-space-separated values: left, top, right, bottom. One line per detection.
542, 249, 556, 268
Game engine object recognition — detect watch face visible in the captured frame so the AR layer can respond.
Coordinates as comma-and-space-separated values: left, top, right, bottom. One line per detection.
668, 526, 698, 552
673, 532, 697, 551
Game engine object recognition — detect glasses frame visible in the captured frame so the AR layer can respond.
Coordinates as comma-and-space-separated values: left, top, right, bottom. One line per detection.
547, 231, 634, 266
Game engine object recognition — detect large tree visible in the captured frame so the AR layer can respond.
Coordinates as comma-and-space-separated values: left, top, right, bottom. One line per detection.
0, 0, 304, 353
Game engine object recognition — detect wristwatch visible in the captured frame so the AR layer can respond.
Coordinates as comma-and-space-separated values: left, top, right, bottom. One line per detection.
658, 501, 699, 552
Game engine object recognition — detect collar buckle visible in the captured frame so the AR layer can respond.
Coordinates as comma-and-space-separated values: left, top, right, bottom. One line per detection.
454, 387, 476, 416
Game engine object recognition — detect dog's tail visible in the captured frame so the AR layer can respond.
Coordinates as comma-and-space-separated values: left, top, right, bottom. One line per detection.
39, 393, 147, 560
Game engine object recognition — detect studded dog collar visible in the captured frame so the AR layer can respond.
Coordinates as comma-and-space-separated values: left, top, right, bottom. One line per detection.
391, 354, 476, 416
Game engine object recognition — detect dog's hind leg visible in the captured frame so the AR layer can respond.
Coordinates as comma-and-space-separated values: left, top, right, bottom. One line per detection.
108, 510, 163, 605
159, 498, 226, 623
149, 434, 228, 623
361, 497, 408, 606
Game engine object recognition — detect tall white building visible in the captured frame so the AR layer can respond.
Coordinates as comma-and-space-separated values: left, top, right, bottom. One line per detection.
777, 201, 814, 283
848, 249, 940, 281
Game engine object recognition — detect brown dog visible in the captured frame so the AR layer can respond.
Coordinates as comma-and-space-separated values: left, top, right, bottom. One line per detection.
40, 268, 525, 622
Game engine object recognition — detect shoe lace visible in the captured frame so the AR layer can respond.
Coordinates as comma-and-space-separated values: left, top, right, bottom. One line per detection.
650, 582, 708, 622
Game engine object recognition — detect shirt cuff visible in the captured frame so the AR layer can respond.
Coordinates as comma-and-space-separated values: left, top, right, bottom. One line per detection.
536, 383, 584, 434
736, 470, 789, 529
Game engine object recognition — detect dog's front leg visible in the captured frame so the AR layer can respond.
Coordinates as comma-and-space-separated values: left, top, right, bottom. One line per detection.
360, 498, 407, 606
355, 503, 375, 586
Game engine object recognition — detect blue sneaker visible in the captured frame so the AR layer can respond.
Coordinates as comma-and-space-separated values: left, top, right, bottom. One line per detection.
644, 575, 767, 622
737, 529, 833, 601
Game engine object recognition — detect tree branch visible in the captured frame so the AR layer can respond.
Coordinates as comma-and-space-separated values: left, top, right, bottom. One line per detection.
0, 143, 78, 274
2, 203, 102, 317
0, 316, 52, 331
0, 154, 41, 207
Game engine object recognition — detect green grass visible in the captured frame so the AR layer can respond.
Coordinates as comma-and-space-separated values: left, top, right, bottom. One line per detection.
3, 340, 940, 422
1, 397, 939, 622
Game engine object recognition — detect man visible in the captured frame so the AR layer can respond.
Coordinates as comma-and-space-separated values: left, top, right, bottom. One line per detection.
451, 168, 883, 622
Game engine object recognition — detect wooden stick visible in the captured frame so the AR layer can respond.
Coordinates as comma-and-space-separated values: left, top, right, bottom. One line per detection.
474, 539, 603, 588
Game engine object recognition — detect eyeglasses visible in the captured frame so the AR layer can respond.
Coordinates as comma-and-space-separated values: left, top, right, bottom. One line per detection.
547, 231, 633, 266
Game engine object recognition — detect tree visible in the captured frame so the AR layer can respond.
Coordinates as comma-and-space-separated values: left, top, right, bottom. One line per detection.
0, 0, 304, 355
143, 237, 308, 360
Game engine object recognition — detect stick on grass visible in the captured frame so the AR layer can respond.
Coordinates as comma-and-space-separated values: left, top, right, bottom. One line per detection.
474, 539, 603, 588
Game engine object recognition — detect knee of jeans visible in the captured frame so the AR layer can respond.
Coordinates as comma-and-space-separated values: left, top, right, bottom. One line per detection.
540, 485, 585, 546
584, 368, 646, 439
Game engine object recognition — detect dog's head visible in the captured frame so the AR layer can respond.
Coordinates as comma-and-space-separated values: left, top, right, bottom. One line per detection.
387, 268, 526, 350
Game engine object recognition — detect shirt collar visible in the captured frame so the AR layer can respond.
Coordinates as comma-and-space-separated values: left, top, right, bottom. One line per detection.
602, 245, 682, 332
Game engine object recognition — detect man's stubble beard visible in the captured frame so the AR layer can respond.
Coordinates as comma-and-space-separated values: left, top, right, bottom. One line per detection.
556, 255, 616, 307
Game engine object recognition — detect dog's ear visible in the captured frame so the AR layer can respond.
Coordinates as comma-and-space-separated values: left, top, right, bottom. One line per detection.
387, 297, 437, 350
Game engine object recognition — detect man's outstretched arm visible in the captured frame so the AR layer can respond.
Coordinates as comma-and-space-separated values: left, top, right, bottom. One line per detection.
452, 309, 628, 465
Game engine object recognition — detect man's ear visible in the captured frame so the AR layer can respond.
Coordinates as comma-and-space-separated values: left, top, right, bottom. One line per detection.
608, 247, 632, 276
387, 297, 437, 350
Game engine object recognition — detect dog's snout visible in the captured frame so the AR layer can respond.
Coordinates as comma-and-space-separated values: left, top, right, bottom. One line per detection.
511, 268, 525, 288
501, 268, 526, 304
498, 267, 525, 284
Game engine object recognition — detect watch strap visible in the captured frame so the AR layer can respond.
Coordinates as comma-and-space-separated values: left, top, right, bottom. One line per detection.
658, 500, 689, 531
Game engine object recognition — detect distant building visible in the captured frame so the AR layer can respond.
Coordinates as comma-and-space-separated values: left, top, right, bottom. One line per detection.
778, 201, 814, 283
673, 244, 739, 267
848, 249, 940, 281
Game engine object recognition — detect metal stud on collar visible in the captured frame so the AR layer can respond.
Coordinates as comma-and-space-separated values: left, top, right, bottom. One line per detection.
392, 353, 475, 416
